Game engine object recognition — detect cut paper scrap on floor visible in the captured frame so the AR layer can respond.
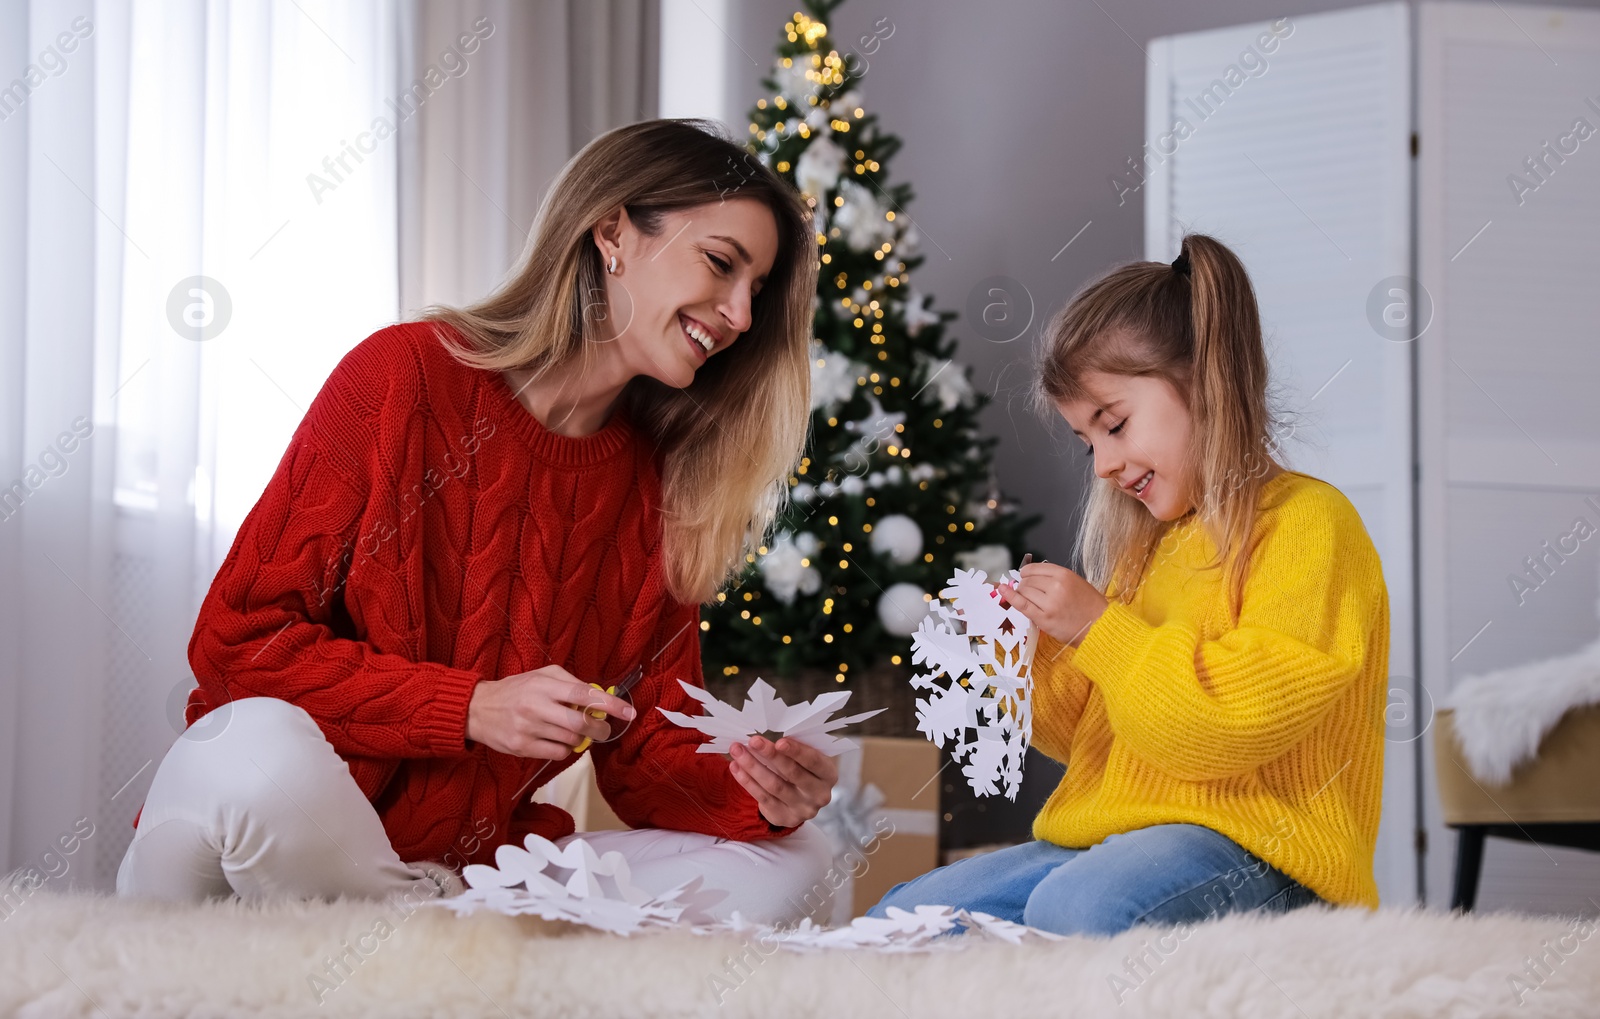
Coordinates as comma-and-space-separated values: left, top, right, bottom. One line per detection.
657, 677, 886, 756
425, 833, 727, 935
425, 833, 1065, 951
908, 567, 1037, 800
710, 904, 1067, 953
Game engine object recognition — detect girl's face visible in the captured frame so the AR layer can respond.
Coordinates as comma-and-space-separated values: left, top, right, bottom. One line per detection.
1057, 370, 1195, 521
592, 197, 779, 389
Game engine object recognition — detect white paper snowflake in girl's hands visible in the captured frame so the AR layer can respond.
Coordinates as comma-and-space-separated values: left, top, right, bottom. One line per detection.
908, 568, 1037, 800
658, 678, 885, 756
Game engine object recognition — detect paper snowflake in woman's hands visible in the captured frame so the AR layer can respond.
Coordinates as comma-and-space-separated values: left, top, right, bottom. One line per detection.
658, 678, 885, 756
908, 568, 1037, 800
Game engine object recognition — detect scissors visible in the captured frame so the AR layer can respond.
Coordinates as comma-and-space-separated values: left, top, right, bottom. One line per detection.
520, 663, 648, 804
570, 662, 646, 754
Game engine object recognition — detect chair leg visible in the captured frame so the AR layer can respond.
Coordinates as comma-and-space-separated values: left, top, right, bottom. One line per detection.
1451, 826, 1485, 912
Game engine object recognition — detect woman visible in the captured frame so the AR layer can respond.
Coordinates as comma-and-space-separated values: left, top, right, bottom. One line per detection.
116, 119, 837, 925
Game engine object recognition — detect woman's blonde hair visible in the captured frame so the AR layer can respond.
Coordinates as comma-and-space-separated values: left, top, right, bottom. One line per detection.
1033, 233, 1292, 615
417, 118, 817, 606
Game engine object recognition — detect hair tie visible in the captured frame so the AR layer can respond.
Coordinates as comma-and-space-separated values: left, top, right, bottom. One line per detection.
1171, 251, 1191, 277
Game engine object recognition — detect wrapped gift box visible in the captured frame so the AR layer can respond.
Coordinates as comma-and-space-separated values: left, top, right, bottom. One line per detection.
810, 736, 942, 924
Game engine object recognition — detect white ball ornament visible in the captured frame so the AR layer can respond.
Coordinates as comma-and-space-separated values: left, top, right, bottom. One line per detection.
878, 582, 931, 637
954, 544, 1011, 579
870, 514, 923, 565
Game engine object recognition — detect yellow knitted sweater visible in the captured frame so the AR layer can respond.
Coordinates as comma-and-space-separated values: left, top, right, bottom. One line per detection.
1030, 470, 1390, 908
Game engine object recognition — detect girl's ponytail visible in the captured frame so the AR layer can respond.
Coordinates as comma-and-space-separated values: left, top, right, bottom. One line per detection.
1177, 234, 1276, 612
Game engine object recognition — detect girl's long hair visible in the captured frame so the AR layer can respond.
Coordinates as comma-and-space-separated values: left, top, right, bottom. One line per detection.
417, 118, 817, 606
1033, 233, 1291, 616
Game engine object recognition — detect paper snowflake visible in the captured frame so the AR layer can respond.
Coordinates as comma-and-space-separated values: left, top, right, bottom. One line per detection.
427, 835, 1066, 950
907, 568, 1037, 800
658, 678, 885, 756
423, 834, 726, 935
704, 905, 1066, 953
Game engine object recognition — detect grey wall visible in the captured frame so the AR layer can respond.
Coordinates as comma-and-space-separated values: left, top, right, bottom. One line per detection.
721, 0, 1600, 563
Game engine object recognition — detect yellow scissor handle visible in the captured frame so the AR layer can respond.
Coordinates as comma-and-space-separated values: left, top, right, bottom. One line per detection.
571, 683, 618, 755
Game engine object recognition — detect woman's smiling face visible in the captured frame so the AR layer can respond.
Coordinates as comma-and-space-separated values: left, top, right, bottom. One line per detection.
1057, 370, 1196, 521
592, 197, 779, 390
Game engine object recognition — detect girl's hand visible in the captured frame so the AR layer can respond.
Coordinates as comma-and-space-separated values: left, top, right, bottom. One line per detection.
728, 735, 837, 828
997, 561, 1108, 647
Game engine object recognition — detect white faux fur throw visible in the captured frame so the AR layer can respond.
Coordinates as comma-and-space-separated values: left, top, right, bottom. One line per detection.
1446, 633, 1600, 786
1, 889, 1595, 1018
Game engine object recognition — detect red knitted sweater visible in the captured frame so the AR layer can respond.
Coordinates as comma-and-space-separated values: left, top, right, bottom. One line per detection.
132, 321, 790, 866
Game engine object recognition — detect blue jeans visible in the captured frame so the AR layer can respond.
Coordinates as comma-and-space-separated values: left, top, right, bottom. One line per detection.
866, 824, 1323, 937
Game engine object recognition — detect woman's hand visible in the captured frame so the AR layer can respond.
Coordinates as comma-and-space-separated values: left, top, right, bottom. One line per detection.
466, 665, 636, 760
727, 735, 837, 828
997, 561, 1108, 647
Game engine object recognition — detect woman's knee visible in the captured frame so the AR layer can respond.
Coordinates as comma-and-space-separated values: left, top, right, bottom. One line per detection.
162, 696, 333, 804
179, 694, 314, 743
776, 822, 837, 886
187, 695, 320, 750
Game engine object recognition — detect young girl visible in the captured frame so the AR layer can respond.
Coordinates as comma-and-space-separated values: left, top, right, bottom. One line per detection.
868, 233, 1390, 938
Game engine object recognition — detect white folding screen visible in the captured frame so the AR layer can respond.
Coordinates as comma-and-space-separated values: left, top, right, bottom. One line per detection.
1145, 3, 1419, 906
1149, 0, 1600, 913
1416, 2, 1600, 914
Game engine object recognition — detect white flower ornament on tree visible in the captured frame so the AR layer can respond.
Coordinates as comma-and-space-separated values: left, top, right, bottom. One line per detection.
809, 338, 866, 412
908, 568, 1037, 800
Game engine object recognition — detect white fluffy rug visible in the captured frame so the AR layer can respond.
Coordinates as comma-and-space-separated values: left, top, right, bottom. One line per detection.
1, 890, 1596, 1018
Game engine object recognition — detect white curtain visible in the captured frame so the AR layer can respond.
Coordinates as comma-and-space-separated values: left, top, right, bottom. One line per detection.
0, 0, 111, 894
396, 0, 658, 313
1, 0, 402, 891
1, 0, 658, 892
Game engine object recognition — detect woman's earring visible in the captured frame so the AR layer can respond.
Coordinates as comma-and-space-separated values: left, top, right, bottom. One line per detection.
607, 255, 618, 275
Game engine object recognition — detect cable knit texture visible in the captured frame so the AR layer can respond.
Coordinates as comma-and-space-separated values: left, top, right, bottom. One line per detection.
133, 321, 790, 867
1028, 470, 1390, 909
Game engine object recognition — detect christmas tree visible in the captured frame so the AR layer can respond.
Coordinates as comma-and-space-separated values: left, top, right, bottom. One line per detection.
701, 0, 1038, 687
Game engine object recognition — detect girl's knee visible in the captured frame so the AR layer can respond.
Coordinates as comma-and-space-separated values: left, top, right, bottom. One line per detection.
866, 876, 917, 918
864, 859, 968, 918
1023, 884, 1127, 937
870, 876, 908, 915
1023, 864, 1162, 937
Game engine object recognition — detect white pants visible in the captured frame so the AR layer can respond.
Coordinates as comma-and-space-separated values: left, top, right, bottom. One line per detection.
116, 696, 834, 925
